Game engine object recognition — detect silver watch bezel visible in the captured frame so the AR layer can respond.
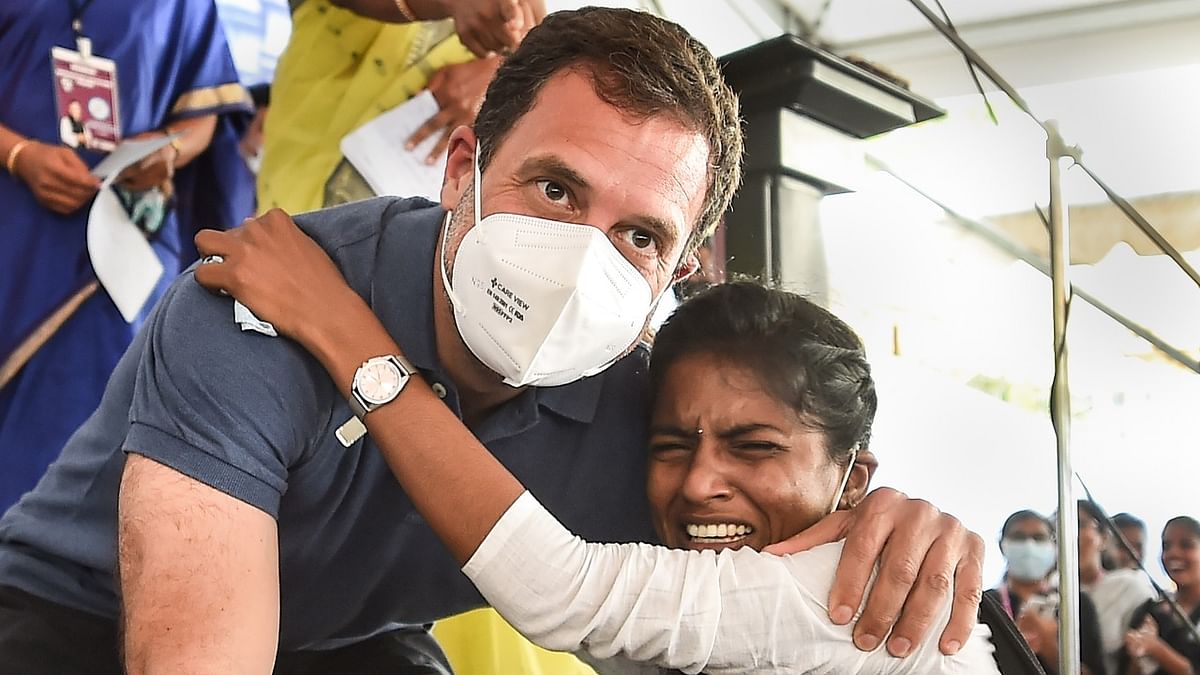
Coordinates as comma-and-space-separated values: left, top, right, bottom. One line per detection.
349, 355, 414, 417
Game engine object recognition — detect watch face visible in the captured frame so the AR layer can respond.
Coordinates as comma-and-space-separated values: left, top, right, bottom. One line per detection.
356, 360, 404, 405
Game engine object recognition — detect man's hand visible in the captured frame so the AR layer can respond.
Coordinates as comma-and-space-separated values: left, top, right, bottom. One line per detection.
12, 141, 100, 214
764, 488, 984, 656
406, 57, 501, 164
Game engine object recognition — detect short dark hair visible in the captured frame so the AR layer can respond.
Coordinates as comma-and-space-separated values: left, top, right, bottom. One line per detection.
1001, 509, 1054, 540
649, 282, 875, 466
474, 7, 743, 251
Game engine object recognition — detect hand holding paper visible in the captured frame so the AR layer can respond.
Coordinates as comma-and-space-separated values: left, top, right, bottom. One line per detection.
90, 133, 181, 189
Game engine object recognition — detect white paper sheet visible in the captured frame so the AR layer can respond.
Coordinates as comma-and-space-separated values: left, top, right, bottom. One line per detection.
87, 188, 164, 322
340, 91, 447, 201
234, 301, 277, 337
90, 133, 182, 188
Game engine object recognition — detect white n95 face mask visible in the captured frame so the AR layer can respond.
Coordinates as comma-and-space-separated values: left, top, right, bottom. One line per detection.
439, 146, 661, 388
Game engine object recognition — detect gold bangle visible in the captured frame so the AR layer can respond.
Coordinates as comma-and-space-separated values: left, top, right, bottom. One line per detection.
163, 128, 183, 162
5, 139, 31, 175
394, 0, 416, 21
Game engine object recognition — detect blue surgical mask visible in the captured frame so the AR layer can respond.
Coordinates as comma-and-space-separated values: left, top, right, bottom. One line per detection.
1001, 538, 1057, 581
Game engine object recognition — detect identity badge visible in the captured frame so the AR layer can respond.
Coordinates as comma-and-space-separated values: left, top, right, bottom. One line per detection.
51, 44, 121, 151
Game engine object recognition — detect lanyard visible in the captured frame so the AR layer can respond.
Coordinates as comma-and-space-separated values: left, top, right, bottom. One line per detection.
999, 585, 1014, 619
67, 0, 97, 39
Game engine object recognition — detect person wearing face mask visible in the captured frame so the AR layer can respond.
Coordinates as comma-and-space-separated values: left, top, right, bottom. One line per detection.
197, 242, 1019, 672
1117, 517, 1200, 675
986, 510, 1108, 674
0, 9, 987, 674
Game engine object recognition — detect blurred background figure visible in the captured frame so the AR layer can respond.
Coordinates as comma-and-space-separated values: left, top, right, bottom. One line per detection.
1079, 501, 1159, 675
256, 0, 543, 214
986, 509, 1108, 675
239, 83, 271, 174
1107, 513, 1149, 572
1119, 516, 1200, 675
0, 0, 254, 512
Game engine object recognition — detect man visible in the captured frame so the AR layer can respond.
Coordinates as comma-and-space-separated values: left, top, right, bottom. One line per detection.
0, 8, 983, 674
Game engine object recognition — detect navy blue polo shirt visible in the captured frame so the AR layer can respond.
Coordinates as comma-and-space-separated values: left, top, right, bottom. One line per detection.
0, 197, 657, 650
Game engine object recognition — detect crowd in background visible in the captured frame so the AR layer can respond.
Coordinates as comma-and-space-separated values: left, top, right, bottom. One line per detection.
992, 505, 1200, 675
2, 1, 1198, 675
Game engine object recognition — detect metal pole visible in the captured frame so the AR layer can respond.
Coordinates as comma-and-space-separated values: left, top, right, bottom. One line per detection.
1047, 120, 1081, 675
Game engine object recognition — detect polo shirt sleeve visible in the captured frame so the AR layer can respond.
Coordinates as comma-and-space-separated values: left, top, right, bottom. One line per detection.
122, 271, 332, 518
464, 492, 1002, 674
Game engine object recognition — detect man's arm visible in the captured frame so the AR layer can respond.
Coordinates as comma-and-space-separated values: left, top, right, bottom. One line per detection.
119, 454, 280, 675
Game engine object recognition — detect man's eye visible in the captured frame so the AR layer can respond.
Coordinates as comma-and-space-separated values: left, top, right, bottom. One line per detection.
536, 179, 569, 205
619, 228, 659, 256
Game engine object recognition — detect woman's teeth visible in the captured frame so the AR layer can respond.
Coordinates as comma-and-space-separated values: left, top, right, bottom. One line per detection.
686, 523, 752, 541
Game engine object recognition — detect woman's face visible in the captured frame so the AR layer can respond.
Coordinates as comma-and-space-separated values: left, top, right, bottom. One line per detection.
645, 353, 866, 552
1077, 506, 1106, 565
1006, 516, 1053, 544
1161, 522, 1200, 588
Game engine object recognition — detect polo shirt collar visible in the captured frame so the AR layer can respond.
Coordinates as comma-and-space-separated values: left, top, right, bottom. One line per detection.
368, 199, 605, 424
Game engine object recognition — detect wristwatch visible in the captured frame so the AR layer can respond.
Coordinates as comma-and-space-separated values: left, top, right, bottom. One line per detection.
335, 354, 415, 447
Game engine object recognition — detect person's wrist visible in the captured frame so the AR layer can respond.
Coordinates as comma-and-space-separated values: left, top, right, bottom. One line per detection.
1145, 635, 1167, 659
301, 290, 382, 368
163, 128, 182, 166
405, 0, 450, 21
5, 138, 32, 177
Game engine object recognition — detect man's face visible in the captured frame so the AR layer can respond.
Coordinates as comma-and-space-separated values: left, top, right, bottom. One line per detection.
645, 354, 860, 553
440, 68, 709, 301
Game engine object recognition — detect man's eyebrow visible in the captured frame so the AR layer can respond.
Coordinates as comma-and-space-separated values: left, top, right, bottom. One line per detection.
518, 155, 591, 191
519, 155, 685, 250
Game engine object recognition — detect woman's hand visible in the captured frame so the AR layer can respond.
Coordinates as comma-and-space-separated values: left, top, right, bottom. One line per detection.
13, 141, 101, 214
1125, 615, 1160, 658
406, 57, 501, 164
1016, 607, 1057, 659
449, 0, 544, 57
116, 132, 177, 192
193, 209, 365, 348
763, 487, 985, 657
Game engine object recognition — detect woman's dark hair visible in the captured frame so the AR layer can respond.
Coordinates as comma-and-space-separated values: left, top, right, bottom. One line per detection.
1164, 516, 1200, 539
649, 281, 875, 465
1077, 499, 1108, 532
1001, 509, 1054, 540
474, 7, 742, 251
